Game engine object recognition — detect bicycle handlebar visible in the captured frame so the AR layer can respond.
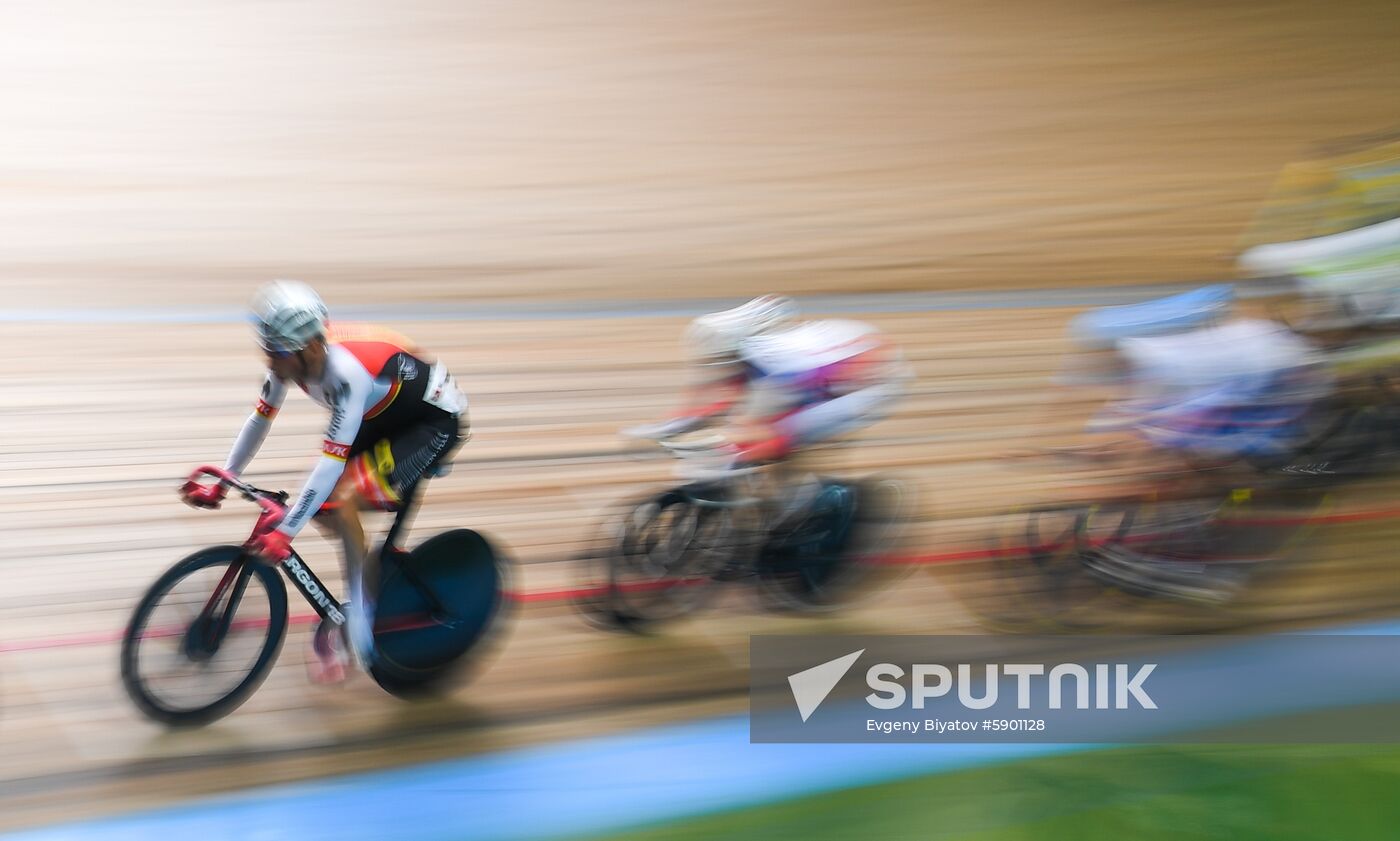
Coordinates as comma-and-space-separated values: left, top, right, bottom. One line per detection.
188, 465, 288, 518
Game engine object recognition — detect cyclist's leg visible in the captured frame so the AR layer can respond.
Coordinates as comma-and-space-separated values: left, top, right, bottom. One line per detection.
321, 436, 425, 666
340, 412, 465, 593
299, 406, 462, 674
293, 494, 369, 680
327, 484, 376, 666
737, 383, 899, 522
368, 413, 464, 552
768, 381, 902, 452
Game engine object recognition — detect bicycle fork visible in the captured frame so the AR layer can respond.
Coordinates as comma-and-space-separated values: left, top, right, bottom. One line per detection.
187, 559, 257, 660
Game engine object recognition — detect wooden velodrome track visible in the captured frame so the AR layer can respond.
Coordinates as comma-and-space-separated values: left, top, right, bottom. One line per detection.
4, 0, 1400, 832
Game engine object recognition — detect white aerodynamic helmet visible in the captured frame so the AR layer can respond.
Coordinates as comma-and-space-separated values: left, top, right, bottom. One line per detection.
684, 295, 797, 363
250, 279, 329, 353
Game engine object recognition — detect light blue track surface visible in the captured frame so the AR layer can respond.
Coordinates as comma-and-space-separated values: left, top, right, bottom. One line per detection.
0, 721, 1086, 841
7, 621, 1398, 841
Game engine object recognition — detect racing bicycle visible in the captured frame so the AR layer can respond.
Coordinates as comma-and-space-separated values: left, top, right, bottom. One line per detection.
120, 465, 509, 726
573, 435, 910, 631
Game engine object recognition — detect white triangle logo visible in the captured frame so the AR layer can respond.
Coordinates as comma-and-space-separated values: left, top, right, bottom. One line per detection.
787, 649, 864, 722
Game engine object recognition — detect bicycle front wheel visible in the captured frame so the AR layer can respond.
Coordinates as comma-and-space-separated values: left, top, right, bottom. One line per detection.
579, 489, 736, 632
120, 545, 288, 726
964, 503, 1109, 630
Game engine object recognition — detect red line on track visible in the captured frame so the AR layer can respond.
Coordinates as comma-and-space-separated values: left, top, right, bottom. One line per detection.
3, 501, 1396, 655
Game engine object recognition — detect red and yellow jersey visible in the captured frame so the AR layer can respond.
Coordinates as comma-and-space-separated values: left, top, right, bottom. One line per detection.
327, 322, 428, 378
225, 322, 467, 538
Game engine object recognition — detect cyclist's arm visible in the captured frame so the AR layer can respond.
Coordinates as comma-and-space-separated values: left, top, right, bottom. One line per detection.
622, 371, 746, 439
226, 375, 287, 476
276, 366, 371, 539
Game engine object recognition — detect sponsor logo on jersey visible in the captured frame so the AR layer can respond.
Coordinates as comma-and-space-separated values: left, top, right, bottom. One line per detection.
254, 398, 278, 419
322, 440, 351, 461
328, 406, 347, 439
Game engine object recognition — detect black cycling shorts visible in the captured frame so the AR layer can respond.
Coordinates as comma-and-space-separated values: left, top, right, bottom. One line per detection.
345, 412, 465, 512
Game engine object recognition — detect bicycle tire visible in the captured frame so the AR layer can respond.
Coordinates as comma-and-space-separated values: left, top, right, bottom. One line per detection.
1077, 488, 1327, 605
574, 488, 735, 633
120, 545, 287, 727
964, 503, 1111, 630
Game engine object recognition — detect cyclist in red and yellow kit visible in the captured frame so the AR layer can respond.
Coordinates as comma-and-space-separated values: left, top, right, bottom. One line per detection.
181, 280, 469, 682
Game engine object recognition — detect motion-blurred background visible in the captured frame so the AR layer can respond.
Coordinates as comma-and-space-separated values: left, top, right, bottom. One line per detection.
2, 1, 1399, 838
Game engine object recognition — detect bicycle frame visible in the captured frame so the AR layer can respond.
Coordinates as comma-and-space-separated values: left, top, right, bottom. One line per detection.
281, 552, 347, 627
189, 465, 350, 628
189, 464, 463, 637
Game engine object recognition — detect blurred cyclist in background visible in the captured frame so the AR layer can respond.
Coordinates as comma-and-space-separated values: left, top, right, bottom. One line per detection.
181, 280, 469, 683
1056, 286, 1333, 478
1236, 223, 1400, 475
1101, 317, 1332, 473
625, 295, 910, 479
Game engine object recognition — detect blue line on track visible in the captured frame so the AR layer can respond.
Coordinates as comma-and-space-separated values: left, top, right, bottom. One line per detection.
0, 280, 1286, 325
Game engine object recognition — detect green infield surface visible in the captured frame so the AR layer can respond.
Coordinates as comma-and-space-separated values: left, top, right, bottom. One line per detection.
591, 744, 1400, 841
